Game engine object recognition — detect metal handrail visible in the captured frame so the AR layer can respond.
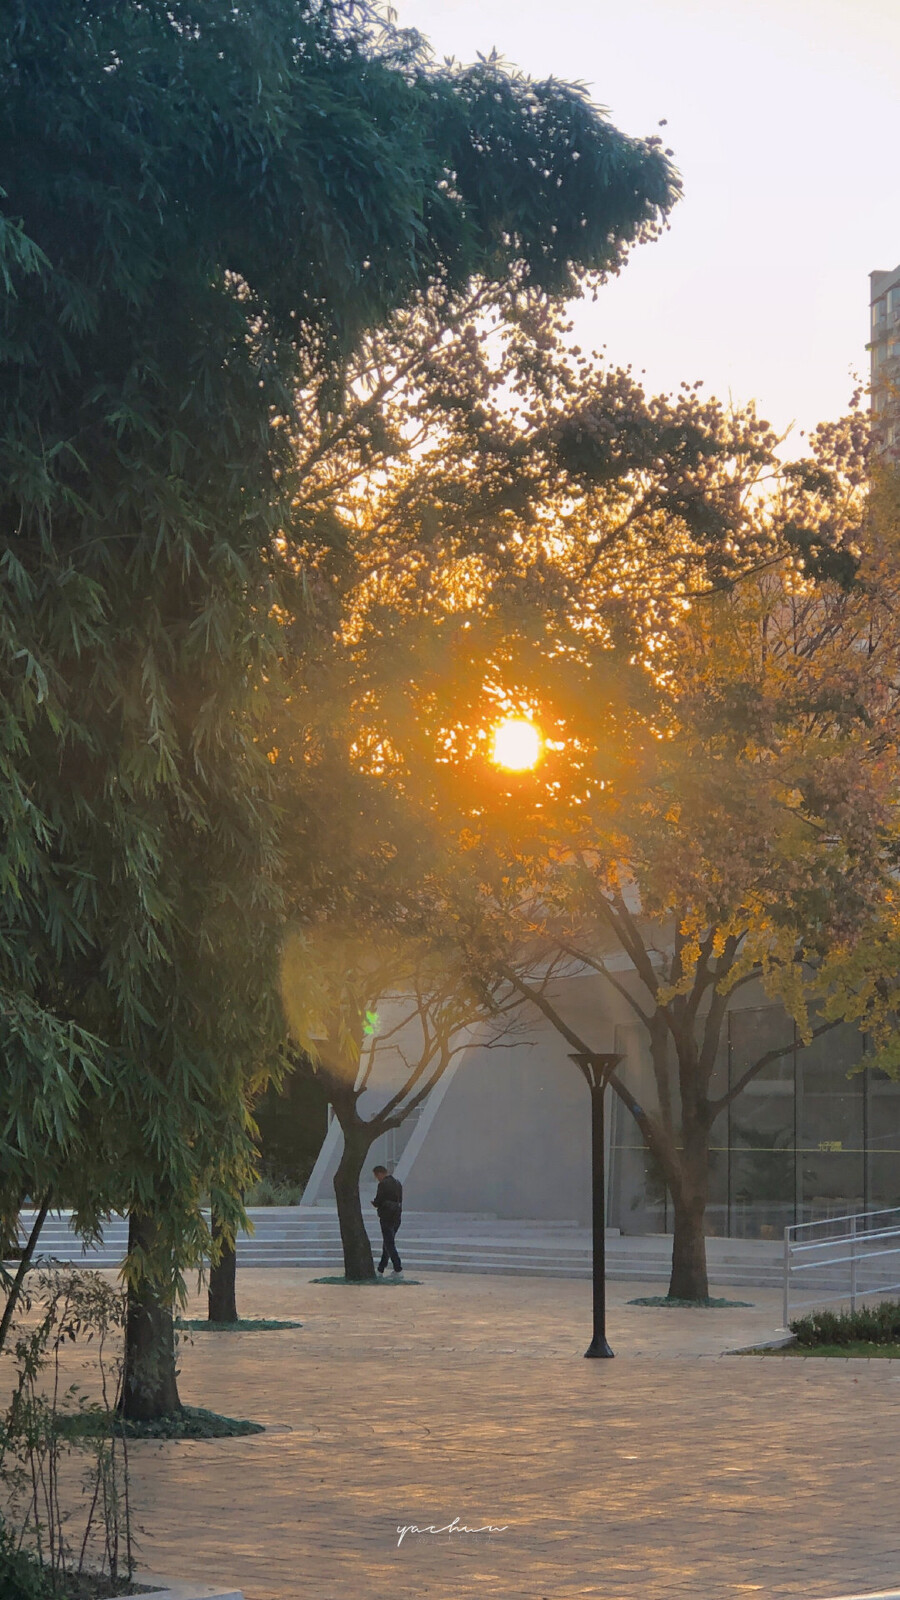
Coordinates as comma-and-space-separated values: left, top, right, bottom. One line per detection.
790, 1228, 900, 1257
791, 1243, 900, 1272
789, 1205, 900, 1233
783, 1207, 900, 1326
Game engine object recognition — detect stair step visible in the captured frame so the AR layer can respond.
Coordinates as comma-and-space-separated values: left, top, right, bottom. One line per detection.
10, 1207, 795, 1289
4, 1252, 785, 1287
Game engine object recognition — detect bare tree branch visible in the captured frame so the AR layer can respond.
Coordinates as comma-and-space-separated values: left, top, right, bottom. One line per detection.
709, 1017, 842, 1116
555, 940, 654, 1029
607, 1073, 677, 1195
601, 893, 661, 999
498, 963, 597, 1088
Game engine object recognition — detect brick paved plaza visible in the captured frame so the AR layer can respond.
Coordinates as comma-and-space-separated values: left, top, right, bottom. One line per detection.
114, 1269, 900, 1600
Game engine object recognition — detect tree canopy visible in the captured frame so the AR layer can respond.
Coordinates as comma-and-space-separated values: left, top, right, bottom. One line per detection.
0, 0, 680, 1350
293, 305, 896, 1299
498, 424, 900, 1296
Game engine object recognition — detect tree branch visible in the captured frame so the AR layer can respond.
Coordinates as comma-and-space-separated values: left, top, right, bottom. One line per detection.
683, 929, 721, 1028
709, 1017, 842, 1116
593, 891, 660, 999
499, 964, 594, 1056
607, 1073, 678, 1195
556, 941, 653, 1029
718, 966, 763, 1003
0, 1197, 50, 1354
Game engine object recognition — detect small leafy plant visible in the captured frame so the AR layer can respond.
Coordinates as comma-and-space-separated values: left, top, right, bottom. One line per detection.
790, 1299, 900, 1346
244, 1176, 304, 1206
0, 1267, 134, 1597
0, 1521, 53, 1600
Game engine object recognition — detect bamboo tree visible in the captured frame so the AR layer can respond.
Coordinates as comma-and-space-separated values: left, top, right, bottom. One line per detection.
1, 0, 680, 1408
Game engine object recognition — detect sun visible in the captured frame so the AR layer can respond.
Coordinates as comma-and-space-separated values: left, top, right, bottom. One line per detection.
490, 717, 542, 771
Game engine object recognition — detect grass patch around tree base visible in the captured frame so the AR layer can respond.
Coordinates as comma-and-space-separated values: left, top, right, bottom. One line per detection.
627, 1295, 754, 1308
175, 1317, 302, 1331
56, 1405, 264, 1441
310, 1275, 422, 1286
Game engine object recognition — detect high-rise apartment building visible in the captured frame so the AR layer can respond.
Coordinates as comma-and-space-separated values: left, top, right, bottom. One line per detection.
870, 263, 900, 452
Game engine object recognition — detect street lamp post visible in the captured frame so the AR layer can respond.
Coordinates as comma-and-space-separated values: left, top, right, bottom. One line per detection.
569, 1051, 623, 1359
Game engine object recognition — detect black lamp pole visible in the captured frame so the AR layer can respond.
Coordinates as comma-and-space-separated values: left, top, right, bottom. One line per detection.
569, 1051, 623, 1359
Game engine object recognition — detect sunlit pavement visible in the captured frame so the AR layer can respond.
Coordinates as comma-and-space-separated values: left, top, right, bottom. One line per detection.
117, 1270, 900, 1600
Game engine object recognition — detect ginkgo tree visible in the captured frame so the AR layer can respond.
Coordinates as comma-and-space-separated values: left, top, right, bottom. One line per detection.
259, 295, 769, 1287
320, 357, 900, 1302
470, 418, 900, 1302
808, 456, 900, 1072
501, 504, 900, 1300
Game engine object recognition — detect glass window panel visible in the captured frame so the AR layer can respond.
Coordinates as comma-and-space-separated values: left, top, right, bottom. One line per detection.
797, 1023, 864, 1223
706, 1107, 730, 1238
706, 1029, 730, 1237
609, 1003, 900, 1238
867, 1068, 900, 1210
608, 1025, 667, 1233
728, 1006, 795, 1239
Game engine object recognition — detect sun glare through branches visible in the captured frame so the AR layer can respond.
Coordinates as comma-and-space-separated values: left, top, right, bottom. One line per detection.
490, 717, 542, 771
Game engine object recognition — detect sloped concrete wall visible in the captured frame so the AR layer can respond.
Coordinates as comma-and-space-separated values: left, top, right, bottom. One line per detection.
397, 972, 635, 1224
302, 967, 645, 1224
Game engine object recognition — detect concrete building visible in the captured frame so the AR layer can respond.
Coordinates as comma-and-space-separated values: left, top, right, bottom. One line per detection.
870, 263, 900, 453
301, 965, 900, 1241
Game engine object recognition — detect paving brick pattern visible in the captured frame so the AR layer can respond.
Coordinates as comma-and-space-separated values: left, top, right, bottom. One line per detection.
103, 1270, 900, 1600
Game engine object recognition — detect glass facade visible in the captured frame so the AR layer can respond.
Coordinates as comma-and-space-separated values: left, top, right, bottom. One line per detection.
607, 1006, 900, 1239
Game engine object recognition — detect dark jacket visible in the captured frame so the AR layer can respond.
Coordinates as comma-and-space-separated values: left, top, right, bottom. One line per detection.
372, 1174, 403, 1216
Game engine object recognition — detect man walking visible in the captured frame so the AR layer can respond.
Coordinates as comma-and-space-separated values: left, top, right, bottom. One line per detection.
371, 1164, 403, 1275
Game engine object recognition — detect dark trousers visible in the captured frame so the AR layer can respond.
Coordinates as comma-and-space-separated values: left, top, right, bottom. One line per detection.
378, 1208, 402, 1272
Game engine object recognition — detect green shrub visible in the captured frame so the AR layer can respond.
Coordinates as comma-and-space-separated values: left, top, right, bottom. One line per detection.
245, 1175, 304, 1206
0, 1524, 52, 1600
790, 1300, 900, 1346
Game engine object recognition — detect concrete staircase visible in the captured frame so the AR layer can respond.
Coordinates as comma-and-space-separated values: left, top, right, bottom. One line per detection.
11, 1206, 786, 1289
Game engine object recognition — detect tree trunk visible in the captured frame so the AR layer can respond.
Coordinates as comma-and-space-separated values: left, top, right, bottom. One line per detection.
333, 1124, 376, 1280
208, 1208, 238, 1324
0, 1197, 50, 1354
667, 1038, 713, 1301
121, 1211, 182, 1421
667, 1193, 710, 1301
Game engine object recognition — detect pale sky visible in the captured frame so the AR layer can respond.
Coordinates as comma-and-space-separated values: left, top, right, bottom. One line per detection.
394, 0, 900, 445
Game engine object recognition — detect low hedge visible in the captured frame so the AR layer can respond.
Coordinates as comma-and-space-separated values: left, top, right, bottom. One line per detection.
790, 1299, 900, 1347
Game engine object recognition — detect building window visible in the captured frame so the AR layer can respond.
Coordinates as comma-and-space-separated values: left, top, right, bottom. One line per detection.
606, 1003, 900, 1238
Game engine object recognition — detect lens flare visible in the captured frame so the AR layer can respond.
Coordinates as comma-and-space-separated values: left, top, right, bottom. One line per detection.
490, 717, 541, 771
